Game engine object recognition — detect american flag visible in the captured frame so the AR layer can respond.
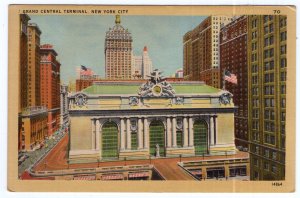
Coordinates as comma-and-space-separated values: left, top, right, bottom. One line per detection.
224, 70, 237, 84
80, 65, 94, 76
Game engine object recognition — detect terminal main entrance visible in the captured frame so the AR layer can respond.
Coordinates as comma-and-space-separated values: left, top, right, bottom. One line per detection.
194, 120, 208, 155
102, 121, 119, 159
149, 120, 165, 157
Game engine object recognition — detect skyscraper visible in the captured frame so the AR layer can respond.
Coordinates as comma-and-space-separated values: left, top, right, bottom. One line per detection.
220, 16, 248, 151
19, 14, 30, 151
27, 23, 42, 106
132, 46, 153, 79
183, 16, 232, 88
40, 44, 61, 136
105, 15, 133, 79
141, 46, 153, 79
19, 16, 48, 151
19, 14, 30, 113
248, 15, 287, 180
132, 55, 142, 79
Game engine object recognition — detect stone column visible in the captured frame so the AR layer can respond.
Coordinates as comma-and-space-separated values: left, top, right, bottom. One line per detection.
166, 117, 172, 148
138, 118, 143, 149
95, 119, 100, 150
143, 118, 149, 149
172, 117, 177, 147
210, 116, 214, 145
91, 119, 95, 149
120, 118, 125, 150
188, 117, 194, 147
126, 118, 131, 150
183, 116, 188, 147
213, 116, 217, 145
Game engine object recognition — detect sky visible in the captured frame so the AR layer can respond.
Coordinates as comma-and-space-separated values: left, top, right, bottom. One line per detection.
29, 15, 206, 84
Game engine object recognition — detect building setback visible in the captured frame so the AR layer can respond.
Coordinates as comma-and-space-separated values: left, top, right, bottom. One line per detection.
105, 15, 133, 79
183, 16, 232, 88
220, 16, 248, 151
248, 15, 287, 180
40, 44, 61, 136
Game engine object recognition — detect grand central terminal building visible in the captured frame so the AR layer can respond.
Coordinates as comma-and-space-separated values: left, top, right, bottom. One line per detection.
68, 70, 238, 163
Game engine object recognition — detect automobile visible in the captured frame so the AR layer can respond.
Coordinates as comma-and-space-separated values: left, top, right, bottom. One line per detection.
18, 160, 23, 165
18, 153, 23, 160
18, 154, 29, 165
18, 153, 29, 160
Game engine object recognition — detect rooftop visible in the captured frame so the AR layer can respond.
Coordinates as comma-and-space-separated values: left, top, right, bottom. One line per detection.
82, 81, 220, 95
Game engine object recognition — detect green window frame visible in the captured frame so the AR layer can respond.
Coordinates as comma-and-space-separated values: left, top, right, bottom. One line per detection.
131, 132, 138, 150
176, 130, 183, 147
102, 121, 119, 159
149, 120, 165, 156
194, 120, 208, 155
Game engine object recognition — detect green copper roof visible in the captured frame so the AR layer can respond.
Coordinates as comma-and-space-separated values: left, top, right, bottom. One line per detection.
83, 85, 139, 95
82, 83, 220, 95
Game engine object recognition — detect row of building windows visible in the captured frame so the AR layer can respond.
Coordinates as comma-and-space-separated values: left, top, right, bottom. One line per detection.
280, 17, 287, 28
251, 60, 286, 74
264, 134, 275, 145
264, 23, 274, 34
280, 31, 287, 41
264, 121, 275, 132
264, 36, 274, 47
263, 15, 274, 23
264, 48, 274, 58
264, 73, 274, 83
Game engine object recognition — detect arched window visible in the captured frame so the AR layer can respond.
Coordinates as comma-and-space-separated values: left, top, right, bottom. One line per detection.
149, 120, 165, 156
102, 121, 119, 158
194, 120, 208, 155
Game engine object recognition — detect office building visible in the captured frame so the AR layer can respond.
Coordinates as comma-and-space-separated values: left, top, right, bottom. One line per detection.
220, 16, 248, 150
183, 16, 232, 88
105, 15, 133, 79
248, 15, 287, 180
40, 44, 61, 136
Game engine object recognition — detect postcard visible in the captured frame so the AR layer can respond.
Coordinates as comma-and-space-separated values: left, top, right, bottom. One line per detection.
7, 5, 296, 192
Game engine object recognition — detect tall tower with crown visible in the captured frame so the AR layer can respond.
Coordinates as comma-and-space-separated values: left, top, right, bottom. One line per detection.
105, 15, 133, 79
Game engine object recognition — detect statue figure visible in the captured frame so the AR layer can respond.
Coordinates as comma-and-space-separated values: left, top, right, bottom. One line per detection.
155, 144, 160, 157
139, 68, 176, 97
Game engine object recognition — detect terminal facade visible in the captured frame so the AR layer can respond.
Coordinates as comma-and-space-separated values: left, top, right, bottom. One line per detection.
68, 70, 237, 163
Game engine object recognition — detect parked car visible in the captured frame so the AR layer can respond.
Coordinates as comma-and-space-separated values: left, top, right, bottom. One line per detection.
18, 154, 28, 165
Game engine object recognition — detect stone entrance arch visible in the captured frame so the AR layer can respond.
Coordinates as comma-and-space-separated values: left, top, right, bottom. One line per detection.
149, 120, 165, 157
194, 119, 208, 155
101, 121, 119, 159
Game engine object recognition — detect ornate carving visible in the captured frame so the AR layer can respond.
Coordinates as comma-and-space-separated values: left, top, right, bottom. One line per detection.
219, 92, 232, 105
138, 69, 175, 97
130, 120, 137, 132
174, 97, 184, 105
129, 96, 139, 106
74, 93, 88, 107
176, 119, 183, 130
